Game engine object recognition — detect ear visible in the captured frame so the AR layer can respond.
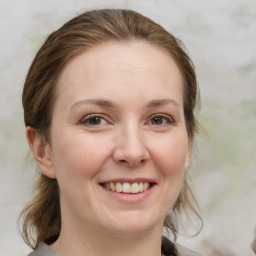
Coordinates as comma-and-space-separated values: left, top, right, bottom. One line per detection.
25, 126, 56, 179
184, 136, 193, 171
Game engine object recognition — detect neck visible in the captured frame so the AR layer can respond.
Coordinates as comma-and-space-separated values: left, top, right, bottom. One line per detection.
51, 221, 163, 256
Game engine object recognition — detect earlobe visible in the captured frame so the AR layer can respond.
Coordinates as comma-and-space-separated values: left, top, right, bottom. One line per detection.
25, 126, 56, 179
184, 137, 193, 171
184, 152, 192, 171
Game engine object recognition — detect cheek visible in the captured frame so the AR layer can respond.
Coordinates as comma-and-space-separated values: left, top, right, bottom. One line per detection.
151, 134, 189, 175
51, 132, 112, 179
152, 134, 189, 210
50, 133, 113, 211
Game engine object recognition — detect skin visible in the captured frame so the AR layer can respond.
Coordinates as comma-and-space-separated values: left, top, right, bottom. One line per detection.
26, 41, 192, 256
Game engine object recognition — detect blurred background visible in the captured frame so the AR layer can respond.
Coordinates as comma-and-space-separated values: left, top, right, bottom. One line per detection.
0, 0, 255, 255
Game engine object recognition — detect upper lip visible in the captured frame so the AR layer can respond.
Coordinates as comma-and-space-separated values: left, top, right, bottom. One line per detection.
99, 178, 157, 184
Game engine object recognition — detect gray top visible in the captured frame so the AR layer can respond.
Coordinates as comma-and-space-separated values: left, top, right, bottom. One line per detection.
28, 241, 203, 256
176, 244, 204, 256
27, 243, 57, 256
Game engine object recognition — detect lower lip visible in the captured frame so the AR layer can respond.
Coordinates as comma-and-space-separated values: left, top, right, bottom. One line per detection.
100, 185, 155, 203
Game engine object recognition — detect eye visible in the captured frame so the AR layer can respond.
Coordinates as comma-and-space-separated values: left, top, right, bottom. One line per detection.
80, 115, 108, 126
149, 115, 173, 126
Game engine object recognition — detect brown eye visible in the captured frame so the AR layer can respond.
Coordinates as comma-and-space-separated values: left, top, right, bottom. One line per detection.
88, 117, 102, 125
150, 115, 172, 126
81, 115, 108, 126
151, 117, 164, 125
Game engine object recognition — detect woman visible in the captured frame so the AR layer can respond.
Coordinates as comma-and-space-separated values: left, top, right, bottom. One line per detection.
20, 9, 203, 256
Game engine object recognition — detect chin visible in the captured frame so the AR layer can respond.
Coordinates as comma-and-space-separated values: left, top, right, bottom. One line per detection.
102, 210, 163, 237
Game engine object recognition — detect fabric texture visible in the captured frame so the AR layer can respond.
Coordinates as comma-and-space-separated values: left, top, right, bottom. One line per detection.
27, 243, 57, 256
27, 238, 203, 256
175, 243, 204, 256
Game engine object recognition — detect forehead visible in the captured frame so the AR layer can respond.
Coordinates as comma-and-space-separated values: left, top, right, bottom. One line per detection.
55, 41, 183, 104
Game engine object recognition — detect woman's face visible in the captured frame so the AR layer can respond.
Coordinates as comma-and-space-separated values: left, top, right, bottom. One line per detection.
45, 41, 192, 237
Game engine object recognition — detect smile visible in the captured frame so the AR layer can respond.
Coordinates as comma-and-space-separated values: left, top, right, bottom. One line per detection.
101, 182, 152, 194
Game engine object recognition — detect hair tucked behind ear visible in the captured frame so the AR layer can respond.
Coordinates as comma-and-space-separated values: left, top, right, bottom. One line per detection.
20, 8, 202, 249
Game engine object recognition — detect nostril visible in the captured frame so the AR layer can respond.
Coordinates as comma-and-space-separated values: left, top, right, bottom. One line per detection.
113, 144, 150, 167
118, 158, 146, 168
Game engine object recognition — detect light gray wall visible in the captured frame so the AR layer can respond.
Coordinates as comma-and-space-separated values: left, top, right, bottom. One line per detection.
0, 0, 255, 255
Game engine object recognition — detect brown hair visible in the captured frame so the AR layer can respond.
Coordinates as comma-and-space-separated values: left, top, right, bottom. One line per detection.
20, 8, 202, 249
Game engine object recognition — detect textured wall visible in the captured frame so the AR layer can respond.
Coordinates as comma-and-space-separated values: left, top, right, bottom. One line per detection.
0, 0, 255, 255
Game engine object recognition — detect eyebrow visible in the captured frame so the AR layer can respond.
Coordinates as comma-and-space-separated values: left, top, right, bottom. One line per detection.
70, 98, 180, 110
70, 99, 117, 110
146, 99, 180, 108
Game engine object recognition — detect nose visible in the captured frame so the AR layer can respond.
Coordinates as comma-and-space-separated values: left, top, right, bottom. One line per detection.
112, 124, 150, 168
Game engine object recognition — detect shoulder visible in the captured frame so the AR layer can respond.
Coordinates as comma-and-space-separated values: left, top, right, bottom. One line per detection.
175, 243, 204, 256
27, 243, 58, 256
162, 236, 204, 256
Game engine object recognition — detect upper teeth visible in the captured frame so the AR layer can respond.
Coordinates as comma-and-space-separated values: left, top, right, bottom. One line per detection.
103, 182, 150, 194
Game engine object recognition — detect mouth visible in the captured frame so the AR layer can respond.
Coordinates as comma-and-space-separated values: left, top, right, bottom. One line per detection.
100, 181, 155, 194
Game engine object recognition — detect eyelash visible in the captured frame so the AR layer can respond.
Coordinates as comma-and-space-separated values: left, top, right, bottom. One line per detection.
80, 113, 174, 127
80, 114, 109, 126
148, 114, 174, 126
